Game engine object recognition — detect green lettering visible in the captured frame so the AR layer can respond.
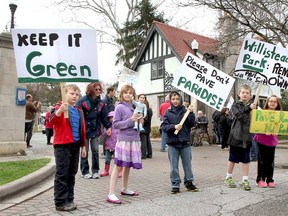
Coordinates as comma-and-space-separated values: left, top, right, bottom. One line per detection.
80, 65, 91, 77
26, 51, 45, 76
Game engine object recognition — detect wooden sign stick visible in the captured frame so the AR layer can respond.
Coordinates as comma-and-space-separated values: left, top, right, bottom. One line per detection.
174, 105, 193, 135
60, 82, 68, 118
254, 82, 263, 105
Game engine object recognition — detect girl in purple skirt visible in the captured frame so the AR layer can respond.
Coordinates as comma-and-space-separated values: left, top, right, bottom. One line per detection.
106, 84, 143, 204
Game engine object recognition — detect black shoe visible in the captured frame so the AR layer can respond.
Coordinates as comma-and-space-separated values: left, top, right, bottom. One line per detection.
27, 145, 32, 148
147, 155, 152, 159
141, 157, 146, 159
171, 187, 180, 194
47, 143, 52, 145
55, 203, 77, 211
185, 182, 198, 192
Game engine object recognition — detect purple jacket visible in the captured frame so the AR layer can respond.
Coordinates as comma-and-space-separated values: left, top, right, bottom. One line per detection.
113, 101, 140, 142
103, 125, 119, 150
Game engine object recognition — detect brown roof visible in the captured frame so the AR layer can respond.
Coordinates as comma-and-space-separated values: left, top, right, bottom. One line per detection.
153, 20, 219, 60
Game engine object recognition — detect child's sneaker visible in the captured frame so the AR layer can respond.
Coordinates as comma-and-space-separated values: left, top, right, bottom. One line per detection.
82, 173, 92, 179
171, 187, 180, 194
242, 180, 251, 191
267, 182, 275, 188
257, 180, 267, 188
185, 182, 198, 192
224, 177, 237, 188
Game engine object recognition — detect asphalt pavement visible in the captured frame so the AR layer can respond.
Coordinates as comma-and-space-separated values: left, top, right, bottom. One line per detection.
1, 133, 288, 216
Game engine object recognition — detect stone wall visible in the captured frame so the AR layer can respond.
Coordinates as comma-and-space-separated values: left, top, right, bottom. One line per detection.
0, 32, 26, 154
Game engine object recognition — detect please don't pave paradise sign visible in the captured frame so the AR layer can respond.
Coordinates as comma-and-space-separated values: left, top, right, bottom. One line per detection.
235, 37, 288, 90
12, 29, 99, 83
172, 52, 235, 111
250, 109, 288, 135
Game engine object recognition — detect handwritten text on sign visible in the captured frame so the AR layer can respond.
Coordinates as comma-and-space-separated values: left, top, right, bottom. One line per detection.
235, 38, 288, 90
172, 52, 235, 111
11, 29, 99, 83
250, 109, 288, 135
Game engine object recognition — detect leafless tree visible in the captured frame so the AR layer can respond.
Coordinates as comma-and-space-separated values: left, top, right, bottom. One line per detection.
175, 0, 288, 50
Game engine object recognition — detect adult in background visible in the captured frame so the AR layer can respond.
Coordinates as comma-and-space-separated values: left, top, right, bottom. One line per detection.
102, 86, 116, 113
159, 94, 170, 152
76, 82, 112, 179
140, 94, 153, 159
190, 110, 208, 146
45, 106, 54, 145
218, 107, 232, 150
25, 94, 41, 148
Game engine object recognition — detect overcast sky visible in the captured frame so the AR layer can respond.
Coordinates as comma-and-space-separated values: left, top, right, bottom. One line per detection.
0, 0, 218, 87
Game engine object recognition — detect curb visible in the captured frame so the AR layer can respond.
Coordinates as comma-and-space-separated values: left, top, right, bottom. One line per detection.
0, 156, 55, 201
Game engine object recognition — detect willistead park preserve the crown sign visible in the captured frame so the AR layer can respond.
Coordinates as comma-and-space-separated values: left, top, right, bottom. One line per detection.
11, 29, 99, 83
235, 37, 288, 89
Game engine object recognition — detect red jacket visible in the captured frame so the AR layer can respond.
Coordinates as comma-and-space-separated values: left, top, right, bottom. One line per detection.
45, 112, 53, 129
159, 100, 170, 120
50, 102, 86, 147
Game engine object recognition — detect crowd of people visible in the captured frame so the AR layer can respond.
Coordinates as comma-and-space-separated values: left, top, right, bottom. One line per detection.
24, 82, 282, 212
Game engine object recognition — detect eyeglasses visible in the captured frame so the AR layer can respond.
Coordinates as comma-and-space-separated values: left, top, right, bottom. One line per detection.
95, 88, 101, 91
268, 100, 277, 103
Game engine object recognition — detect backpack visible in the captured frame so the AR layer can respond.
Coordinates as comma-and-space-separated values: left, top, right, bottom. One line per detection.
212, 110, 221, 123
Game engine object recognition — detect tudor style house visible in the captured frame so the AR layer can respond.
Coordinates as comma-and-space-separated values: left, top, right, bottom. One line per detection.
131, 21, 236, 134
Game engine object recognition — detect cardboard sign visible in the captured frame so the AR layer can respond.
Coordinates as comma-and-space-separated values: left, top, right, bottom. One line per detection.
235, 37, 288, 90
172, 52, 235, 111
11, 29, 99, 83
250, 109, 288, 135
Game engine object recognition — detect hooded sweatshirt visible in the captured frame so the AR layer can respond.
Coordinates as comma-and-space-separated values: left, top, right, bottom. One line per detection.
160, 97, 195, 147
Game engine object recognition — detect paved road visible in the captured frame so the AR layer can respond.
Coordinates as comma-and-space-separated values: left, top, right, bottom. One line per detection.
1, 133, 288, 215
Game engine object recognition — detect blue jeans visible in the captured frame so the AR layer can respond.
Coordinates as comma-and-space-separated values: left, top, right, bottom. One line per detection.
161, 129, 168, 151
104, 149, 114, 164
168, 145, 194, 188
81, 137, 100, 175
250, 134, 258, 160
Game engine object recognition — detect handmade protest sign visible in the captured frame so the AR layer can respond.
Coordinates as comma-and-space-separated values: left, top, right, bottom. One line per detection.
11, 29, 99, 83
250, 109, 288, 135
172, 52, 235, 111
235, 37, 288, 90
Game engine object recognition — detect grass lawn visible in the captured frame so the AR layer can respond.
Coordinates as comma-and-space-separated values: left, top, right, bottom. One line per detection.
0, 158, 50, 186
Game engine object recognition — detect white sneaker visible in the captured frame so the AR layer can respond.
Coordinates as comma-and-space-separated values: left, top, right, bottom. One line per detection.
92, 173, 99, 179
82, 174, 92, 179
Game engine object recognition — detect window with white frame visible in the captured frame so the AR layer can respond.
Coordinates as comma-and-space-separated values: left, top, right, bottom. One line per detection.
151, 59, 164, 80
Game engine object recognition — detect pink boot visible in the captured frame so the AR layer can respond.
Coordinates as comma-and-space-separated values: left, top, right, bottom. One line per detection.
100, 164, 110, 177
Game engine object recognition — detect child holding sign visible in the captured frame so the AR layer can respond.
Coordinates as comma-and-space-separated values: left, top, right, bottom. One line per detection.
253, 95, 282, 188
224, 84, 256, 191
50, 84, 87, 211
160, 91, 197, 194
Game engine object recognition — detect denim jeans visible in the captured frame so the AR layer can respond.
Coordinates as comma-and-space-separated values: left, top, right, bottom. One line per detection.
168, 145, 194, 188
54, 143, 80, 207
250, 134, 258, 160
161, 129, 168, 151
81, 137, 99, 175
104, 149, 114, 164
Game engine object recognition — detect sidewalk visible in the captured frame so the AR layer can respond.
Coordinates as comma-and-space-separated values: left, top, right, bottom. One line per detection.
0, 133, 288, 215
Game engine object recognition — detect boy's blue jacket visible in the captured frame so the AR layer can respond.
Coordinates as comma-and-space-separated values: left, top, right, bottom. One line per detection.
228, 100, 252, 148
160, 100, 195, 146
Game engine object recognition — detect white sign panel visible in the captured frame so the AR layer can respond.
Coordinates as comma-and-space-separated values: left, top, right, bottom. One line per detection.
12, 29, 99, 83
172, 52, 235, 111
235, 37, 288, 89
117, 67, 137, 91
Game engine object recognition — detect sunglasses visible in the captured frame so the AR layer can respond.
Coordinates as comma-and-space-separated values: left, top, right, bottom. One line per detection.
95, 88, 101, 91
